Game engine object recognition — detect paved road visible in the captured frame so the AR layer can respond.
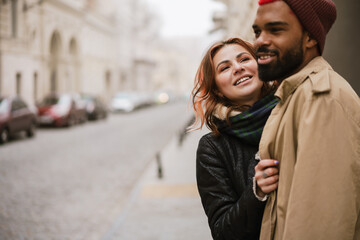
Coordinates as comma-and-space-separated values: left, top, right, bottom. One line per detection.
0, 101, 194, 240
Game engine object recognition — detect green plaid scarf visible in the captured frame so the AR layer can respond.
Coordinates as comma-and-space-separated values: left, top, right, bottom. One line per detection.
216, 94, 279, 146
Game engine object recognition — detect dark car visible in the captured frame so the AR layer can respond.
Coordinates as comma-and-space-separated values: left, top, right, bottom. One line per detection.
0, 96, 37, 144
37, 93, 87, 127
81, 94, 108, 120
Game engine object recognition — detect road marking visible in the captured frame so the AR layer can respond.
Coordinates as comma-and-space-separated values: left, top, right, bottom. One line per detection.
141, 183, 199, 198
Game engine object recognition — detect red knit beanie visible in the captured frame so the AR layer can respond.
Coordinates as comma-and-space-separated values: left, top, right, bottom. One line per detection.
258, 0, 337, 55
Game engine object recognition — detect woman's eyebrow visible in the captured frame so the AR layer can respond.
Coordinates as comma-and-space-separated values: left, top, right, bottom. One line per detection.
236, 52, 247, 59
216, 60, 229, 70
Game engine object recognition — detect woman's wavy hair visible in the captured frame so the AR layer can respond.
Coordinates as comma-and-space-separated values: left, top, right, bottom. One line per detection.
189, 37, 276, 135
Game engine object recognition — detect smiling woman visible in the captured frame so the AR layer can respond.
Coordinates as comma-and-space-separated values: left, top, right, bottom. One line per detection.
213, 44, 263, 107
189, 37, 279, 240
190, 37, 276, 135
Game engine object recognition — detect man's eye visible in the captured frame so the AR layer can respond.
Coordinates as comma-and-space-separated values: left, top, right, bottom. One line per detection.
253, 29, 261, 38
271, 28, 283, 33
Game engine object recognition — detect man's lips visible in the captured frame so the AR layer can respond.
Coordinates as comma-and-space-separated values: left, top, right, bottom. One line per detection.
256, 48, 278, 65
257, 52, 277, 65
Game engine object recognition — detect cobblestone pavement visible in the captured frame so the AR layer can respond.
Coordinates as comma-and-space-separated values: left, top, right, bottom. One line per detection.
102, 127, 212, 240
0, 101, 195, 240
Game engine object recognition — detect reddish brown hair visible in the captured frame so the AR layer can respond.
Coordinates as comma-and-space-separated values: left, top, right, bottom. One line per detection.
189, 37, 275, 134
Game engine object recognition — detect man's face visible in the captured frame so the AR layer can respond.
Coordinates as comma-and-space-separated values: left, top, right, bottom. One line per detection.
252, 1, 306, 82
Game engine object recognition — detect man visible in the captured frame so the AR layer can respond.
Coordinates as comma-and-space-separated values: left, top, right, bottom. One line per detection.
252, 0, 360, 239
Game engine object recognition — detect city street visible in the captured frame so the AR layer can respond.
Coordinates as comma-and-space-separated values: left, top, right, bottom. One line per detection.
0, 101, 195, 240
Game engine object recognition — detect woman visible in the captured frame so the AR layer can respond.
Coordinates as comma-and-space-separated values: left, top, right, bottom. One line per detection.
190, 37, 279, 240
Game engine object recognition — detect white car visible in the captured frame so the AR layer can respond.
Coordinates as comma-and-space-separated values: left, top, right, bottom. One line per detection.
110, 92, 142, 113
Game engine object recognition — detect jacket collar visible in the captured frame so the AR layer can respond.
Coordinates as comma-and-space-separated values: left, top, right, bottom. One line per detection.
275, 56, 332, 102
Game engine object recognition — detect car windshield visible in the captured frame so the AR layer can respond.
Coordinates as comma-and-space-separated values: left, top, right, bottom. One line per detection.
0, 98, 9, 114
81, 96, 93, 102
58, 95, 71, 105
40, 96, 59, 106
40, 95, 71, 106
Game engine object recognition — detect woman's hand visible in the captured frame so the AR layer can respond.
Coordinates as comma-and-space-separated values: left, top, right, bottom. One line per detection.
255, 159, 279, 198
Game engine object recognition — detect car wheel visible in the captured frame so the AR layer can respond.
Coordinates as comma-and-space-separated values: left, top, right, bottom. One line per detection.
0, 128, 9, 144
67, 116, 75, 127
26, 122, 36, 138
81, 114, 87, 124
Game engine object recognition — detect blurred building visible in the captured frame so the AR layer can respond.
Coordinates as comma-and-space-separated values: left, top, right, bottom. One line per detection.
324, 0, 360, 95
211, 0, 257, 41
128, 0, 158, 93
0, 0, 159, 105
211, 0, 360, 95
152, 36, 205, 97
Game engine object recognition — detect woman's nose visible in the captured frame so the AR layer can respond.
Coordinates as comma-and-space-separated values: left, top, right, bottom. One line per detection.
233, 62, 244, 74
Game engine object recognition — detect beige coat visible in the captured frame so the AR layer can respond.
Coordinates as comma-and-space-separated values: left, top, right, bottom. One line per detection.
259, 57, 360, 240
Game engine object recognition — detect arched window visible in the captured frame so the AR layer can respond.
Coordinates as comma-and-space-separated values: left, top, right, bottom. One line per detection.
49, 31, 62, 92
16, 72, 21, 96
33, 72, 38, 101
11, 0, 18, 37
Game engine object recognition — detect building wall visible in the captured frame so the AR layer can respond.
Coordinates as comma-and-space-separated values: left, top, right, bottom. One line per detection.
324, 0, 360, 95
152, 36, 205, 97
212, 0, 258, 41
0, 0, 160, 106
0, 0, 43, 102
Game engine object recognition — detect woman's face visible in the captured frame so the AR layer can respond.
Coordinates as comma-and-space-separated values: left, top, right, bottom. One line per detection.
213, 44, 263, 106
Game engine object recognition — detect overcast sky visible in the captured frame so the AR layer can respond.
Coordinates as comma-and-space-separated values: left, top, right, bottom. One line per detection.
146, 0, 225, 38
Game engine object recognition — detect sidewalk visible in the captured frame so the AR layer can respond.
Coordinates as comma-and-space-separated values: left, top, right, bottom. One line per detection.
103, 123, 212, 240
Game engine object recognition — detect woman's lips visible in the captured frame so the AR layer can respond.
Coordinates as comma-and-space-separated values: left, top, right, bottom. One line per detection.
234, 76, 252, 86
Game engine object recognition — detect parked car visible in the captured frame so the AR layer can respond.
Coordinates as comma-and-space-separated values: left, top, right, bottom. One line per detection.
37, 93, 87, 127
80, 94, 108, 120
110, 91, 153, 113
0, 96, 37, 144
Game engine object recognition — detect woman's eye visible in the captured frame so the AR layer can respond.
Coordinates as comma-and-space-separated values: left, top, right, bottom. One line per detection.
220, 66, 229, 72
240, 57, 250, 62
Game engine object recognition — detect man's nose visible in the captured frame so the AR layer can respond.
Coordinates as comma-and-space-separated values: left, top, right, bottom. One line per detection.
255, 32, 271, 48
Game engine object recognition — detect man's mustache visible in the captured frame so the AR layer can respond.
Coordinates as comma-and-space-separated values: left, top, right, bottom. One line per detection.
256, 47, 279, 56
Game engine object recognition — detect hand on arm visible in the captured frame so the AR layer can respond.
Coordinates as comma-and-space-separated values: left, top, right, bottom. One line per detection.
254, 159, 279, 198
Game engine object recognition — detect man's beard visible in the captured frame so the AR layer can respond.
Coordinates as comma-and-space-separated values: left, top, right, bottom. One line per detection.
257, 39, 304, 82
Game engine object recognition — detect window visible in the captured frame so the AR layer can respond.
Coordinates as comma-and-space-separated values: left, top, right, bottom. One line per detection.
50, 70, 57, 92
105, 71, 111, 93
33, 72, 38, 101
16, 72, 21, 96
11, 0, 18, 37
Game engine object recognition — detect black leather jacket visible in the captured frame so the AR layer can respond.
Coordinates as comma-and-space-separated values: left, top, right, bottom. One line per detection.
196, 132, 265, 240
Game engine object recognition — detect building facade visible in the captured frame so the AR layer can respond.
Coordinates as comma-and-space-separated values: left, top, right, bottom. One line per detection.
211, 0, 258, 41
0, 0, 159, 105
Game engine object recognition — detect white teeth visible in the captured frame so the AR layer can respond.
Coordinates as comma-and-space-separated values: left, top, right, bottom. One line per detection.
260, 55, 271, 60
235, 76, 251, 85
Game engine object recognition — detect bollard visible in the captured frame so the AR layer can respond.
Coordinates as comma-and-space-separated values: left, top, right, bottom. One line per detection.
178, 115, 195, 147
156, 152, 163, 179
